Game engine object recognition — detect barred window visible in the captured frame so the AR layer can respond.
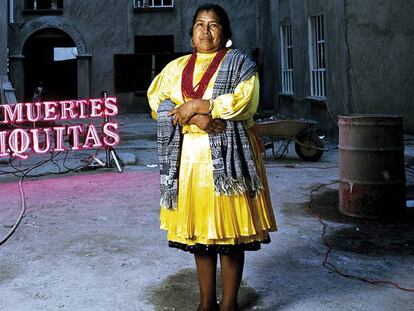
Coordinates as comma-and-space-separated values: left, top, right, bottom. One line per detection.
308, 14, 326, 98
280, 24, 294, 94
24, 0, 63, 10
133, 0, 173, 8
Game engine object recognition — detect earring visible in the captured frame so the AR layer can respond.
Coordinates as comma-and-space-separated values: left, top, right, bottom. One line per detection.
225, 39, 233, 48
190, 38, 195, 48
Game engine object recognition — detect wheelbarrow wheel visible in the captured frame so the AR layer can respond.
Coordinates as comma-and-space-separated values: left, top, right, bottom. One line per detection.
294, 132, 324, 161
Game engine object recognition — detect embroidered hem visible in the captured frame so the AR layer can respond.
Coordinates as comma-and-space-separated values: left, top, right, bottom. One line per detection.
168, 236, 271, 255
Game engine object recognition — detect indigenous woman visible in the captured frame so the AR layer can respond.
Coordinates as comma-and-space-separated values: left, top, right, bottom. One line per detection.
147, 3, 277, 311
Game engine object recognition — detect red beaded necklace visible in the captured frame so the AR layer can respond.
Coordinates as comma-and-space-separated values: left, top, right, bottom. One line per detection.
181, 48, 228, 100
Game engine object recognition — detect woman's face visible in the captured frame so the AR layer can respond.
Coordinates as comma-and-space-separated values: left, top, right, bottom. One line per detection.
192, 10, 223, 53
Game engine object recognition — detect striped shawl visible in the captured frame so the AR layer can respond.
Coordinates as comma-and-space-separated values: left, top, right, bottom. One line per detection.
157, 49, 263, 209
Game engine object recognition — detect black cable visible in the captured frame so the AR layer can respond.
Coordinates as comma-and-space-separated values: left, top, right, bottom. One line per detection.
306, 182, 414, 292
0, 153, 62, 245
0, 149, 92, 246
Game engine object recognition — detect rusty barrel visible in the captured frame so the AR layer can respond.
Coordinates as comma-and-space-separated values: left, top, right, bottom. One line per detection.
338, 115, 406, 218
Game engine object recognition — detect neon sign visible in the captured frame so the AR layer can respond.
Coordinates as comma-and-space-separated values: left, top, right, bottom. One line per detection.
0, 97, 120, 159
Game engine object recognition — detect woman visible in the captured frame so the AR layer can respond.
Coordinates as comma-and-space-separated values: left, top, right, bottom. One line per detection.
148, 4, 277, 311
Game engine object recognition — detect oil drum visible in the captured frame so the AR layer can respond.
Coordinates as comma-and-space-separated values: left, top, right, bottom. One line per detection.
338, 115, 406, 218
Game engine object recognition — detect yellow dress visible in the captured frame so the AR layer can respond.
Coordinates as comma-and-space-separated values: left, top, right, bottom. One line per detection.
147, 50, 277, 252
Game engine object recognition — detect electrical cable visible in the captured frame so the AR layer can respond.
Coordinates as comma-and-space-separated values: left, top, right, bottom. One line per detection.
0, 153, 60, 246
323, 98, 339, 128
0, 175, 26, 246
306, 182, 414, 292
278, 94, 339, 130
49, 151, 62, 174
0, 150, 92, 246
0, 101, 116, 245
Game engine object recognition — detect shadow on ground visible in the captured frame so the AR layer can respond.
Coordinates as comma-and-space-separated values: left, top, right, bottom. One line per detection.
148, 268, 260, 311
285, 188, 414, 256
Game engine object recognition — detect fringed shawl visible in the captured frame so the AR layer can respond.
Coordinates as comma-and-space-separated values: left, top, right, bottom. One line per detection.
157, 49, 263, 209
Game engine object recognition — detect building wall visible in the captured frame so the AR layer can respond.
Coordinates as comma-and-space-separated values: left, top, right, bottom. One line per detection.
9, 0, 132, 102
344, 0, 414, 132
68, 0, 133, 97
269, 0, 414, 135
268, 0, 349, 137
131, 0, 263, 111
8, 0, 263, 113
7, 1, 414, 133
133, 0, 258, 54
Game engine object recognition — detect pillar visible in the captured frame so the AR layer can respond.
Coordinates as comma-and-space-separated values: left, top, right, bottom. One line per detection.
8, 54, 25, 101
77, 53, 92, 99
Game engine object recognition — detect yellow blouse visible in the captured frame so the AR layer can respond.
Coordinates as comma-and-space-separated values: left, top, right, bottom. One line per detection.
147, 50, 259, 131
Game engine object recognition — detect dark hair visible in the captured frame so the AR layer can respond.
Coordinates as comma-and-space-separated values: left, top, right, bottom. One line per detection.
189, 3, 232, 42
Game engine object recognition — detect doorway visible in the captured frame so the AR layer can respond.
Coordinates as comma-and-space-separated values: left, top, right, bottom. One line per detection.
23, 28, 77, 101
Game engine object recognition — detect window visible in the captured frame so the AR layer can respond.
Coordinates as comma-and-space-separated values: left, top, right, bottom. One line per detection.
24, 0, 63, 10
114, 53, 180, 92
114, 54, 152, 93
115, 35, 180, 93
280, 24, 294, 94
53, 47, 77, 61
308, 14, 326, 98
133, 0, 173, 8
135, 36, 174, 54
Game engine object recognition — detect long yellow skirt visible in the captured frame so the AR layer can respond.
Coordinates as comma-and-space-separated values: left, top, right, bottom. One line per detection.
160, 128, 277, 252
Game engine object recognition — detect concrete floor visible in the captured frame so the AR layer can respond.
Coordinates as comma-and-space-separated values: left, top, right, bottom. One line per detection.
0, 114, 413, 310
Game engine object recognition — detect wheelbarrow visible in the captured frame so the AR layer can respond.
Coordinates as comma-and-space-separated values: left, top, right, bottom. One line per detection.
254, 118, 325, 161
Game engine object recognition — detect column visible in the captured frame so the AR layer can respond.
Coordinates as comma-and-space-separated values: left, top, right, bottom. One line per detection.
8, 55, 25, 101
76, 54, 92, 99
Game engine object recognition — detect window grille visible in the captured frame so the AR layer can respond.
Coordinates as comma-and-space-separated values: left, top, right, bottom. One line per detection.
308, 14, 326, 98
280, 24, 294, 94
24, 0, 63, 10
133, 0, 173, 8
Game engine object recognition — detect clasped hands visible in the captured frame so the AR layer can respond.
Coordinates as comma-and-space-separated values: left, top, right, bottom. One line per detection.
167, 99, 226, 134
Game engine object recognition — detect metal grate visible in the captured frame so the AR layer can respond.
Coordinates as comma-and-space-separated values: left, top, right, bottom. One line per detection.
280, 24, 294, 94
308, 14, 326, 98
133, 0, 173, 8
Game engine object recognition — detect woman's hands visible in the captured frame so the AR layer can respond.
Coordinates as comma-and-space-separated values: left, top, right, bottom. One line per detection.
189, 114, 226, 134
168, 99, 211, 126
167, 99, 224, 133
168, 101, 195, 125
